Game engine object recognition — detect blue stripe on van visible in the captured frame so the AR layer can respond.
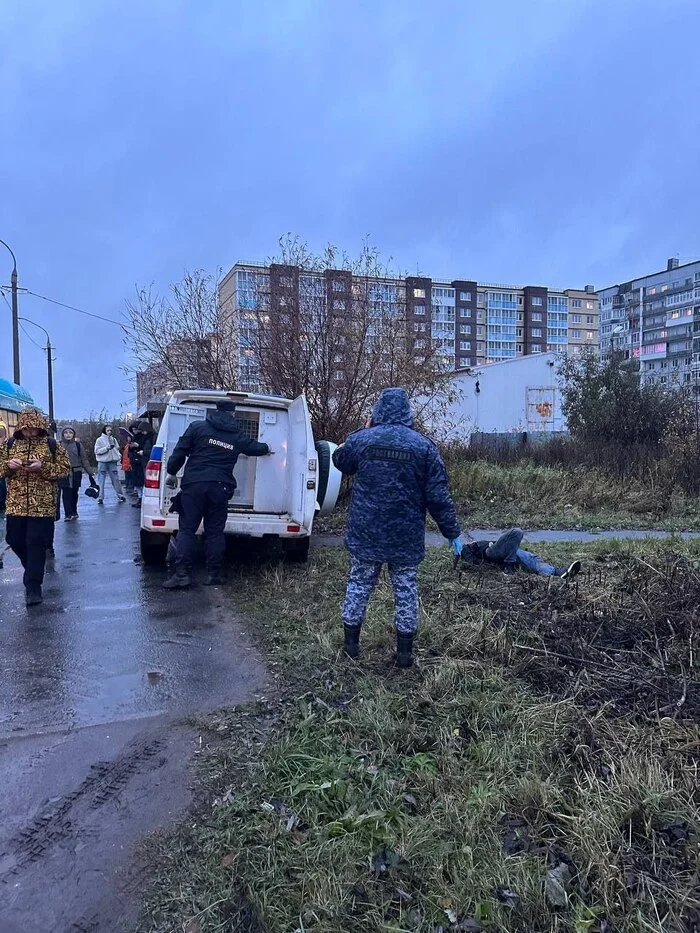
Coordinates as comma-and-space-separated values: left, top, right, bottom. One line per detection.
150, 446, 163, 462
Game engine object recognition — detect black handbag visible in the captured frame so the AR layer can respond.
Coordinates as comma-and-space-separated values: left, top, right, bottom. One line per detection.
84, 474, 100, 499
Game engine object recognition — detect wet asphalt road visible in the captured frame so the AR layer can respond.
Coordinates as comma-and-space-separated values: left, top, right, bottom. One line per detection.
0, 496, 267, 933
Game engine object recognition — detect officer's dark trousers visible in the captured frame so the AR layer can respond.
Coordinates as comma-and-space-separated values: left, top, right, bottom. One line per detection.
5, 516, 54, 586
175, 481, 230, 574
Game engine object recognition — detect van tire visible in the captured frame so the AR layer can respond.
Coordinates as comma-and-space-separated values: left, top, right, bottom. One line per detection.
282, 537, 310, 563
140, 530, 170, 567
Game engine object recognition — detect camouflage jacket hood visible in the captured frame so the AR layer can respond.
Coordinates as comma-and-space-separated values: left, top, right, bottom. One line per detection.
1, 408, 70, 517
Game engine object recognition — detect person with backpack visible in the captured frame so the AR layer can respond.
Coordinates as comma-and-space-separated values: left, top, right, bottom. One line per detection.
58, 426, 94, 521
94, 425, 126, 505
332, 387, 463, 668
0, 407, 70, 605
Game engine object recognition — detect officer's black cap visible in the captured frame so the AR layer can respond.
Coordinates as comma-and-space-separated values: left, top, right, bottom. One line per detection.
216, 400, 237, 412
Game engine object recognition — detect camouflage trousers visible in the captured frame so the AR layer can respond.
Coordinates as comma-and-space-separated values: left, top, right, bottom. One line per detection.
342, 557, 419, 635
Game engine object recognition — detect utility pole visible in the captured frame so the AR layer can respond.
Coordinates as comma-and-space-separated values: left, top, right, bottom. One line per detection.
46, 336, 55, 423
0, 238, 20, 384
19, 317, 54, 421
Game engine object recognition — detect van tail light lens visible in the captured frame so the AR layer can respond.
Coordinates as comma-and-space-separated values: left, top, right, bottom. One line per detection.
145, 460, 162, 489
287, 524, 301, 533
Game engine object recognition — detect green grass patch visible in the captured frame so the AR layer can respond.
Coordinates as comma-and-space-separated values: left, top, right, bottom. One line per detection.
139, 541, 700, 933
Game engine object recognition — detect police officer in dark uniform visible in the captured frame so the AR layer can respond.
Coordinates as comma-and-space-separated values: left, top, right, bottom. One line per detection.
162, 400, 272, 588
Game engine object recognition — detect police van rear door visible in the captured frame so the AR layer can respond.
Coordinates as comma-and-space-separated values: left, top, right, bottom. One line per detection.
160, 402, 207, 512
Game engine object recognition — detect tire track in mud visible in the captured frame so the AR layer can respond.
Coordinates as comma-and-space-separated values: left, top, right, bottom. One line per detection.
0, 737, 166, 881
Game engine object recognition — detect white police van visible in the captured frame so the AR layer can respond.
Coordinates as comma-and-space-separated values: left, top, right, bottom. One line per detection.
139, 389, 341, 565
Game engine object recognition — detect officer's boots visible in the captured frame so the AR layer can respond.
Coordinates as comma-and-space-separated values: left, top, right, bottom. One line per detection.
162, 568, 191, 589
396, 632, 414, 668
343, 624, 361, 659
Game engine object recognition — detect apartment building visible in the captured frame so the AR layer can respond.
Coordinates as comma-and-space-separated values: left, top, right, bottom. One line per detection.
598, 257, 700, 386
219, 262, 599, 390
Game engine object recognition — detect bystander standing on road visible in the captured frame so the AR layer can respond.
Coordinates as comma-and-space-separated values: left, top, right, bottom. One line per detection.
0, 421, 7, 514
333, 387, 463, 668
128, 420, 155, 506
0, 408, 70, 605
119, 427, 135, 493
162, 400, 272, 588
94, 425, 126, 505
58, 426, 94, 521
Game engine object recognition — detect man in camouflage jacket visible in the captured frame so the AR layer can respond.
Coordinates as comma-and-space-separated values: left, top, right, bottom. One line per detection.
0, 408, 70, 605
332, 387, 462, 667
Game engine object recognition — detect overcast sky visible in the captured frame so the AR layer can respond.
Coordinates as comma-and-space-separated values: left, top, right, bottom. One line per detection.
1, 0, 699, 417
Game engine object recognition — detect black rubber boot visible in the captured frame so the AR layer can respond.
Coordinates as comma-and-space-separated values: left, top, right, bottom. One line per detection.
26, 584, 43, 607
343, 624, 361, 659
396, 632, 414, 668
162, 571, 191, 590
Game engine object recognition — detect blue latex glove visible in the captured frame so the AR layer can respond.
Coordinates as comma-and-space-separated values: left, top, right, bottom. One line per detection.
450, 538, 463, 556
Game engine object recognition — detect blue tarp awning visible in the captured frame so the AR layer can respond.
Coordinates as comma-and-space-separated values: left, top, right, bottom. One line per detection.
0, 378, 35, 413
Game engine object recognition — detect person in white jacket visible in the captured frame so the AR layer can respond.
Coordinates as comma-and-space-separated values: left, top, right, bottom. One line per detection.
94, 425, 126, 505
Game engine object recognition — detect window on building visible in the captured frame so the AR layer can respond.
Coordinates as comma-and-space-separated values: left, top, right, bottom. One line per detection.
572, 314, 582, 324
333, 354, 343, 363
459, 340, 471, 350
413, 322, 426, 332
460, 308, 471, 318
586, 301, 594, 310
532, 312, 543, 322
572, 299, 582, 308
459, 357, 469, 367
516, 344, 523, 353
477, 326, 485, 336
460, 325, 472, 335
332, 279, 346, 292
414, 304, 425, 315
414, 339, 426, 349
477, 311, 484, 321
279, 275, 293, 288
517, 312, 524, 322
333, 299, 345, 310
572, 329, 581, 338
459, 291, 472, 301
415, 355, 426, 364
532, 345, 542, 353
334, 371, 345, 381
516, 328, 523, 337
413, 288, 426, 299
586, 315, 594, 324
532, 327, 542, 337
531, 296, 543, 306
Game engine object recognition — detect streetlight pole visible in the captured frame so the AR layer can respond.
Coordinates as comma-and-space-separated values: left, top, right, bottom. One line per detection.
0, 238, 20, 385
19, 317, 55, 423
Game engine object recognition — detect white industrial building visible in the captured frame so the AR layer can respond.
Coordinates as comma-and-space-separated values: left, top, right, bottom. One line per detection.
424, 351, 565, 441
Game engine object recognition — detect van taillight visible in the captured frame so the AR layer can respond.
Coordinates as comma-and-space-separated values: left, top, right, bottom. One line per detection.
145, 461, 162, 489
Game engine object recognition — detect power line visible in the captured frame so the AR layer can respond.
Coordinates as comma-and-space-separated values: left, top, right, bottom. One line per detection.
0, 285, 123, 326
19, 321, 45, 352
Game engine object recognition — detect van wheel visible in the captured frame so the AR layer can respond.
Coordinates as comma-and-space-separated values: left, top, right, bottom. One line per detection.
282, 537, 310, 563
140, 530, 170, 566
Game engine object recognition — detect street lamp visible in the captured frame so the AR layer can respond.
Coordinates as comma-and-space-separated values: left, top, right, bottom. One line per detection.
0, 237, 20, 384
19, 317, 55, 423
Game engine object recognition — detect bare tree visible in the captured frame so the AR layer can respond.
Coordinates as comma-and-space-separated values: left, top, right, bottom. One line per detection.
122, 269, 238, 404
247, 236, 455, 441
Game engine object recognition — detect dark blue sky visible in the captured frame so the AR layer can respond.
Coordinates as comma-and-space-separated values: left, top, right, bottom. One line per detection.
1, 0, 699, 417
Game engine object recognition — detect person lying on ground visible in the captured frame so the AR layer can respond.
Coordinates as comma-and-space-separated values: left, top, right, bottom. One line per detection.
333, 387, 463, 668
458, 527, 581, 579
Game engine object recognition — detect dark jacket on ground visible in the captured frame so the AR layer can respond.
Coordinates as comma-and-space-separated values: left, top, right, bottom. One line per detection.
166, 409, 269, 488
128, 421, 155, 488
333, 387, 461, 565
